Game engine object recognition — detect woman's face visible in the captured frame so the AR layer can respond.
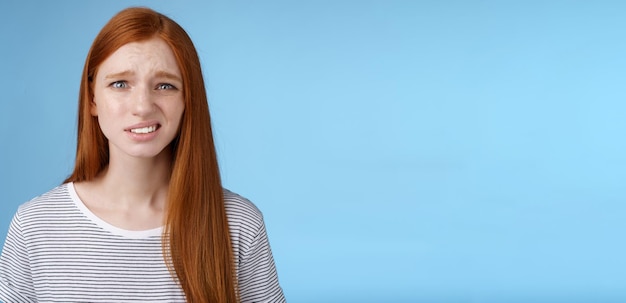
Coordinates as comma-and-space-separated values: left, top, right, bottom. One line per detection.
91, 37, 185, 161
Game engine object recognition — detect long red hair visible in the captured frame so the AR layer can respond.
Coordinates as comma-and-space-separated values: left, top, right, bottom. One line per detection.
64, 7, 237, 302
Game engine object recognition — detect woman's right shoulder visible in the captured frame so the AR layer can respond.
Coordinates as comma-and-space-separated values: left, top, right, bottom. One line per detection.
16, 183, 73, 219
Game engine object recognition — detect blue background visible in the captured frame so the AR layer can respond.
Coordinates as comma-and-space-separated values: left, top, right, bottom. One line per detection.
1, 1, 625, 302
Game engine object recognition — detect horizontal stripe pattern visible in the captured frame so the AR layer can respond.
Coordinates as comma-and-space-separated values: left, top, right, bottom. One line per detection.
0, 183, 285, 302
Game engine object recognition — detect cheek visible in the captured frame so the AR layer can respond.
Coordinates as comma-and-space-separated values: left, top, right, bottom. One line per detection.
91, 88, 116, 117
92, 98, 123, 134
173, 109, 185, 131
94, 102, 119, 120
93, 90, 126, 116
169, 100, 185, 125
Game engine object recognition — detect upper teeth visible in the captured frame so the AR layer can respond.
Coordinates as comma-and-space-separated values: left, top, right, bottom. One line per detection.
130, 126, 157, 134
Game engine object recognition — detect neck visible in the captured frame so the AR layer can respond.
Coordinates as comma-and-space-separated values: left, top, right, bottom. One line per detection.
95, 149, 173, 210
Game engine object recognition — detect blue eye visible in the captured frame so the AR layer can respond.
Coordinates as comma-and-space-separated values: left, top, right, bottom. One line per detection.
110, 81, 127, 89
157, 83, 176, 90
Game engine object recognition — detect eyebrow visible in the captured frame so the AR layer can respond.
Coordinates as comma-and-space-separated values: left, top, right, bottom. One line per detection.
103, 70, 183, 83
104, 70, 134, 80
154, 71, 183, 83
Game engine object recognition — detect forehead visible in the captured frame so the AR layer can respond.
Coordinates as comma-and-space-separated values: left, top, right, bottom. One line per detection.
96, 37, 181, 77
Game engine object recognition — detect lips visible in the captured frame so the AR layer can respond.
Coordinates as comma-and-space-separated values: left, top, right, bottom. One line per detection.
125, 122, 161, 134
130, 125, 158, 134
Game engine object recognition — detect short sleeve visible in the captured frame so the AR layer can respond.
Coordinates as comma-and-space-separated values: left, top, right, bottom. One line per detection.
237, 219, 285, 303
0, 212, 36, 303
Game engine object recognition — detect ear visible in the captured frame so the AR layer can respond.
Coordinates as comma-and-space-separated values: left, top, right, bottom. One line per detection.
90, 98, 98, 116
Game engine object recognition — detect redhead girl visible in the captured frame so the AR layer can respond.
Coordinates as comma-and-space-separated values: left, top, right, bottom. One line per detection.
0, 7, 285, 303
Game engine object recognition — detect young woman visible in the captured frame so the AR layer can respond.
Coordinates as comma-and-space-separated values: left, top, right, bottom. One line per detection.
0, 7, 285, 303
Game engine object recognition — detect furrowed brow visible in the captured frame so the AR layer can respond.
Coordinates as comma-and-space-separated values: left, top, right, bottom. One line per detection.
155, 71, 182, 83
104, 70, 134, 80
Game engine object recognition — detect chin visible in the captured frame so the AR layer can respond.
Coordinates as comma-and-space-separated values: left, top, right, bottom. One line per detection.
121, 146, 168, 159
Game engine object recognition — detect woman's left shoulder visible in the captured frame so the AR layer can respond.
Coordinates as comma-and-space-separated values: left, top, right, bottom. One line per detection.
222, 189, 264, 226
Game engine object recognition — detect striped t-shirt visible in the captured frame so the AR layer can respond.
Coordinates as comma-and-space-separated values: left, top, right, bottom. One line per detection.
0, 183, 285, 302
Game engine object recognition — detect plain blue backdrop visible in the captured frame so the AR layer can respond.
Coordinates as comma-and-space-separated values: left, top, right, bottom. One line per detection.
1, 1, 626, 302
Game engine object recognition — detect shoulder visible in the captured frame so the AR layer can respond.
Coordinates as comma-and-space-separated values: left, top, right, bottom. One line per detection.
223, 189, 264, 228
15, 184, 75, 227
16, 184, 73, 218
222, 189, 268, 250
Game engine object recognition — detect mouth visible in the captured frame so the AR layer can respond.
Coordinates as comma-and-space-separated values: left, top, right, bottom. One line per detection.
128, 124, 160, 134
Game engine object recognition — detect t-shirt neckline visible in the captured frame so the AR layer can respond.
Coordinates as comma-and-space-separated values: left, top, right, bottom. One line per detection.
67, 182, 164, 239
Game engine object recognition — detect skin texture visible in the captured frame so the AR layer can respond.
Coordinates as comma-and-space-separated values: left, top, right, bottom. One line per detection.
91, 37, 184, 161
74, 37, 185, 231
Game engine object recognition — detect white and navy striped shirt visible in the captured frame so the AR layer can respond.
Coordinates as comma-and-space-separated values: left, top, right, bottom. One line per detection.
0, 183, 285, 302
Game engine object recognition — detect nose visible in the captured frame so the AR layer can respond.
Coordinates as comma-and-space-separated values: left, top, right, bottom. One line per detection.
130, 85, 155, 116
